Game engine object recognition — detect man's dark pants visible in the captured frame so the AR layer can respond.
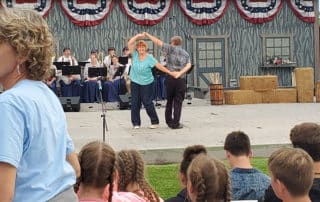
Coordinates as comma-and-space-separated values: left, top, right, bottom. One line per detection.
165, 76, 185, 128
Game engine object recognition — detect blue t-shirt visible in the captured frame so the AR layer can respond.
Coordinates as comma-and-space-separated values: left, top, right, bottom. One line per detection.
0, 80, 76, 201
230, 167, 270, 201
130, 50, 157, 85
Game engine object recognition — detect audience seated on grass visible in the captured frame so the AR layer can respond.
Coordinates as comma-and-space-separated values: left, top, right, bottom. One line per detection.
264, 122, 320, 202
224, 131, 270, 201
267, 148, 314, 202
166, 145, 207, 202
76, 141, 146, 202
117, 150, 163, 202
187, 154, 231, 202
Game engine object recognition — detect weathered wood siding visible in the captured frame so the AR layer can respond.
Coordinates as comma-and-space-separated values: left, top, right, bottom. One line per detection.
46, 1, 315, 87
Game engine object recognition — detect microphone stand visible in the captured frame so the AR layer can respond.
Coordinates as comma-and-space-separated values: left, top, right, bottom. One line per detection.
170, 16, 193, 104
98, 80, 108, 142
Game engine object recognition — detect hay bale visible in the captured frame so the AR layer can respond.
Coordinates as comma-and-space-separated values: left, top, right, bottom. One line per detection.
224, 90, 262, 105
294, 67, 314, 89
297, 89, 314, 103
261, 90, 277, 103
294, 68, 314, 103
261, 88, 297, 103
240, 75, 278, 91
275, 88, 297, 103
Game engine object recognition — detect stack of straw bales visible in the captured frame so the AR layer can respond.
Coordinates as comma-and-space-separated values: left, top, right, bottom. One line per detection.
225, 75, 297, 104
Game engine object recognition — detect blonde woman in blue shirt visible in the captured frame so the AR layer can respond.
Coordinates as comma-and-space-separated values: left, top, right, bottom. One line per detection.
127, 34, 178, 129
0, 9, 79, 201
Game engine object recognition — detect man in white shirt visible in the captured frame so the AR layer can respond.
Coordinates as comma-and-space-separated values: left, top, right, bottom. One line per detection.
57, 47, 78, 66
103, 47, 116, 69
57, 47, 81, 96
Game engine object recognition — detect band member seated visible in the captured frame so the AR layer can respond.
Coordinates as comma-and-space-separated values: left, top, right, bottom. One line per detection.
82, 53, 103, 103
101, 56, 126, 102
57, 47, 81, 97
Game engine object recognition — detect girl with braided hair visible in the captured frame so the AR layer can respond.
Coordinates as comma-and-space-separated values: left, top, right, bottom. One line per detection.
187, 154, 231, 202
77, 141, 116, 202
117, 150, 164, 202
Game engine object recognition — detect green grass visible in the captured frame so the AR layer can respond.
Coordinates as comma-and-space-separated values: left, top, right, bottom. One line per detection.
146, 157, 269, 200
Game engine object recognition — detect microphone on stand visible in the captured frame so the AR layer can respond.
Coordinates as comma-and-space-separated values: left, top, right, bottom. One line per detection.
97, 79, 102, 91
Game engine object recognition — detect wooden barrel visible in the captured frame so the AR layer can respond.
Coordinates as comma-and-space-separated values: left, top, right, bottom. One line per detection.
210, 84, 224, 105
316, 81, 320, 102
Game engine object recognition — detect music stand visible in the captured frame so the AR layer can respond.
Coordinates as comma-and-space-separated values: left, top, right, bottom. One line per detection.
53, 61, 70, 70
185, 64, 194, 104
88, 67, 107, 78
112, 65, 125, 79
88, 67, 108, 142
62, 65, 81, 75
78, 61, 89, 67
118, 57, 128, 65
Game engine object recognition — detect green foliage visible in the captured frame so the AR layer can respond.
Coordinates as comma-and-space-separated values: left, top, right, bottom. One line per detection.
146, 158, 269, 200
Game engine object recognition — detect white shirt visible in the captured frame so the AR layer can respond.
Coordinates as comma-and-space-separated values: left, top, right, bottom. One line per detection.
57, 56, 78, 66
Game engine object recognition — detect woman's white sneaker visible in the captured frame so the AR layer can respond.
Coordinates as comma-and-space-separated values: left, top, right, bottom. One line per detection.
149, 124, 159, 129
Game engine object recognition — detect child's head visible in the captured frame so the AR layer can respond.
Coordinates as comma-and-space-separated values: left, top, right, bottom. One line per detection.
78, 141, 116, 202
187, 154, 231, 202
268, 148, 313, 199
180, 145, 207, 185
116, 150, 159, 202
290, 122, 320, 162
224, 131, 251, 156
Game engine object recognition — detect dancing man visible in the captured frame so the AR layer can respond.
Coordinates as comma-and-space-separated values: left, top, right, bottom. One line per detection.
144, 32, 191, 129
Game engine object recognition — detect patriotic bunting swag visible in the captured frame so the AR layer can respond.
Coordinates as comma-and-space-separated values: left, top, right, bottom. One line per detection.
119, 0, 174, 26
0, 0, 54, 17
58, 0, 114, 27
234, 0, 284, 24
177, 0, 230, 25
0, 1, 317, 26
287, 0, 315, 23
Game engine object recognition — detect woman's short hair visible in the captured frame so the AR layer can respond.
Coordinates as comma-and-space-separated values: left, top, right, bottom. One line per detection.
136, 40, 148, 49
0, 9, 53, 81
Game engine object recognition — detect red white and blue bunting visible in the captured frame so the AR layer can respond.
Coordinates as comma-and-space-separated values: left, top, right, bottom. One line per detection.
287, 0, 315, 23
234, 0, 284, 24
177, 0, 230, 25
0, 0, 54, 17
119, 0, 174, 26
58, 0, 115, 27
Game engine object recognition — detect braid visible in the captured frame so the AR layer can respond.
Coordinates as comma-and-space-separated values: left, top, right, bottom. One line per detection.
117, 150, 136, 191
117, 150, 160, 202
188, 154, 230, 202
192, 172, 207, 202
131, 150, 159, 202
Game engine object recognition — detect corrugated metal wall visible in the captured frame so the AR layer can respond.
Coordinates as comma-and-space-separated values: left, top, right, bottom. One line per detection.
46, 1, 314, 87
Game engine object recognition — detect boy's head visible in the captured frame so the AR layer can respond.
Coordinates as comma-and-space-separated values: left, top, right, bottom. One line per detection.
224, 131, 251, 156
290, 122, 320, 162
268, 148, 313, 199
